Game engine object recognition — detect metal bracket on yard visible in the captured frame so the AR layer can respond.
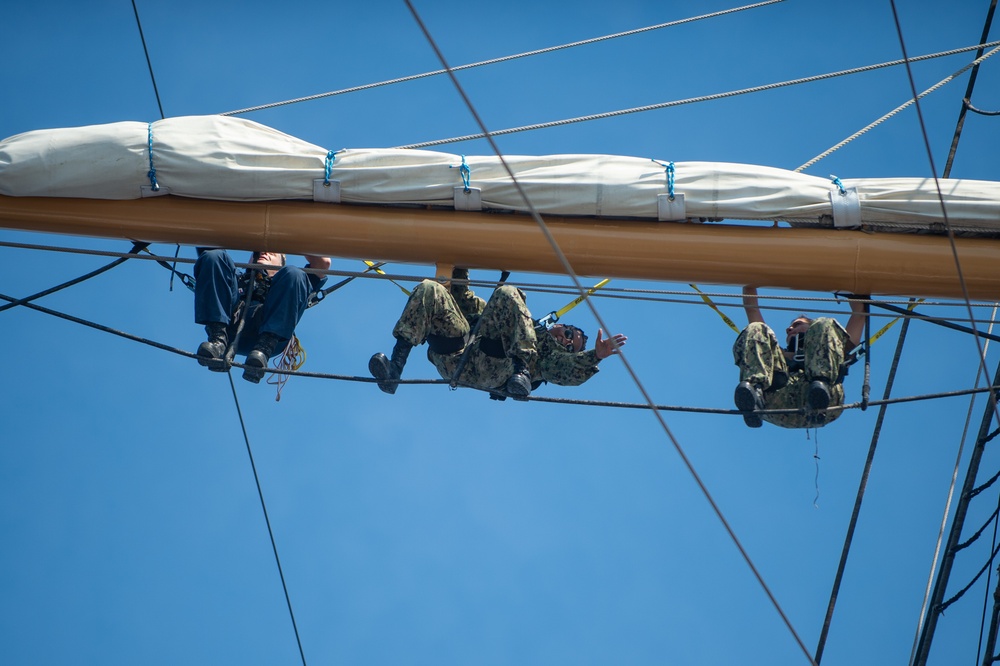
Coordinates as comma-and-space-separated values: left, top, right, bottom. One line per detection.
313, 178, 342, 203
657, 192, 686, 221
830, 186, 861, 229
454, 186, 482, 211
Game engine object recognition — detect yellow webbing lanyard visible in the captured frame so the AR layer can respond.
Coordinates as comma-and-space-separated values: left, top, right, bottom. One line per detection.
865, 298, 923, 346
692, 286, 914, 346
557, 278, 611, 318
536, 278, 611, 327
687, 287, 899, 408
690, 284, 741, 334
364, 260, 412, 296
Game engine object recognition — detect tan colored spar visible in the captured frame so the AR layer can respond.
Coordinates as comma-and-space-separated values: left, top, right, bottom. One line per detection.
1, 194, 998, 300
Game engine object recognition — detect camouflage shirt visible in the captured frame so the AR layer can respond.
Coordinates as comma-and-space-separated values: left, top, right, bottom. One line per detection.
533, 327, 602, 387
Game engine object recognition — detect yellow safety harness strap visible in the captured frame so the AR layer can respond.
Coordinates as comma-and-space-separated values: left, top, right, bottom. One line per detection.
364, 260, 412, 296
536, 279, 611, 328
866, 298, 923, 346
690, 284, 741, 334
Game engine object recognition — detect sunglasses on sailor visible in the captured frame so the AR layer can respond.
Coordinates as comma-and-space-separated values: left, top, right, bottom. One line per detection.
554, 325, 584, 353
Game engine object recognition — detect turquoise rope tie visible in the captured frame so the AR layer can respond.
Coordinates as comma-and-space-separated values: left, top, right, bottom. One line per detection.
830, 174, 846, 195
324, 150, 337, 184
652, 159, 676, 200
450, 155, 472, 192
146, 122, 160, 191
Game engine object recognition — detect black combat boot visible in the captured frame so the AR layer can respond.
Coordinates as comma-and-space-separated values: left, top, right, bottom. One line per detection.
243, 332, 285, 383
505, 357, 532, 400
369, 338, 413, 394
807, 379, 831, 410
734, 380, 765, 428
197, 322, 229, 372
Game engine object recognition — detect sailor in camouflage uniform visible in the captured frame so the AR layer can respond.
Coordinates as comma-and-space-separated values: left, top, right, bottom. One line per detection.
369, 269, 627, 398
733, 286, 867, 428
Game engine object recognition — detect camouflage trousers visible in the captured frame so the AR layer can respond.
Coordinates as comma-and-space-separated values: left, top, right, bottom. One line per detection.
393, 280, 537, 389
733, 319, 850, 429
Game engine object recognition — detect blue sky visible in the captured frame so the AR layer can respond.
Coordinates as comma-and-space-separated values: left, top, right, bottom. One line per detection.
2, 1, 1000, 665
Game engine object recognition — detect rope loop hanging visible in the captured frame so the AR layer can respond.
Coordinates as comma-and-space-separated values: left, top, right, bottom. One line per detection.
268, 335, 308, 401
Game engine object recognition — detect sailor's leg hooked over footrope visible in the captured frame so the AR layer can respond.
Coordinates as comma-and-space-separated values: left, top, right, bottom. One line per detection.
193, 249, 238, 371
732, 322, 786, 427
369, 280, 469, 394
478, 285, 537, 398
803, 318, 849, 410
242, 265, 312, 383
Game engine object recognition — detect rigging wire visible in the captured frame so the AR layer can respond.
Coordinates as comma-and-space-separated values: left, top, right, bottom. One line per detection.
971, 465, 1000, 501
914, 358, 1000, 666
910, 307, 1000, 663
19, 274, 1000, 661
957, 505, 1000, 554
218, 1, 786, 117
890, 2, 1000, 662
943, 0, 998, 178
6, 239, 999, 316
394, 40, 1000, 150
6, 264, 310, 663
977, 476, 1000, 664
966, 100, 1000, 116
4, 256, 997, 658
936, 541, 1000, 616
225, 371, 309, 666
815, 303, 914, 664
86, 8, 311, 656
8, 283, 1000, 414
0, 241, 147, 315
10, 240, 1000, 392
795, 45, 1000, 173
10, 240, 1000, 363
132, 0, 190, 284
130, 0, 165, 120
870, 301, 1000, 344
520, 377, 1000, 414
888, 0, 1000, 428
910, 307, 998, 666
8, 4, 992, 661
402, 2, 818, 664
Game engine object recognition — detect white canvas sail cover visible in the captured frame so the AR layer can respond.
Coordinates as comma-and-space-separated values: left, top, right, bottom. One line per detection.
1, 115, 997, 233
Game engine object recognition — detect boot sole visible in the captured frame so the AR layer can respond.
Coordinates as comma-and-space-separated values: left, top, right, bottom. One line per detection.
197, 344, 228, 372
242, 370, 264, 383
242, 351, 268, 383
368, 353, 398, 394
242, 364, 265, 383
505, 374, 532, 401
734, 383, 763, 428
733, 384, 759, 412
808, 383, 831, 410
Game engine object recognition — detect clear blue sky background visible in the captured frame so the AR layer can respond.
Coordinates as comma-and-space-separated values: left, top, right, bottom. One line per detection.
2, 1, 1000, 665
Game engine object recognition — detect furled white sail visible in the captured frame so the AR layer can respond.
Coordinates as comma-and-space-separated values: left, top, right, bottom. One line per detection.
1, 115, 997, 233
